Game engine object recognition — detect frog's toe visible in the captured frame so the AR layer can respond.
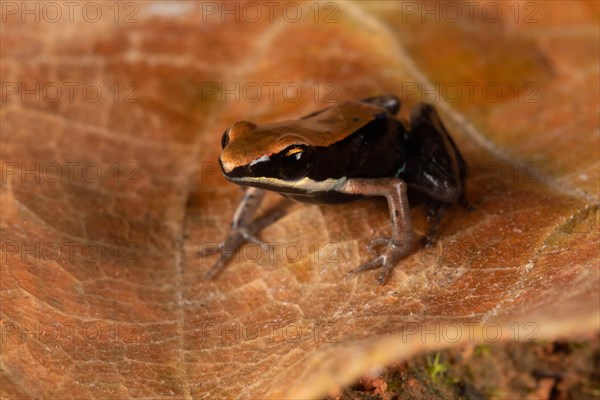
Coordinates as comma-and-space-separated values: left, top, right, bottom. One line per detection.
200, 230, 246, 279
352, 241, 411, 284
204, 258, 227, 280
376, 246, 405, 284
377, 264, 394, 285
348, 256, 385, 274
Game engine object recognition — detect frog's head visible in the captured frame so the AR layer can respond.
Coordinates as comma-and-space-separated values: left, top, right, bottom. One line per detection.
218, 100, 386, 194
218, 120, 319, 193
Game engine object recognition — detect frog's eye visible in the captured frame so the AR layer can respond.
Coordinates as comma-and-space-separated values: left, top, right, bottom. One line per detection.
279, 146, 314, 180
221, 128, 230, 149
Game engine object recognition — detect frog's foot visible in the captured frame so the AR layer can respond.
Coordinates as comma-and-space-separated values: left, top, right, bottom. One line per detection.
199, 207, 285, 280
198, 228, 271, 258
201, 230, 272, 280
349, 237, 411, 284
200, 230, 242, 280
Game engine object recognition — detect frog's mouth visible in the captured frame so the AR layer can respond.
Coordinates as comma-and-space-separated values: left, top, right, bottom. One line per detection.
224, 173, 347, 196
219, 154, 346, 194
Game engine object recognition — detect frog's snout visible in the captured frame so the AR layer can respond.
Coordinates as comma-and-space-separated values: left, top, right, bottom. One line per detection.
218, 156, 229, 175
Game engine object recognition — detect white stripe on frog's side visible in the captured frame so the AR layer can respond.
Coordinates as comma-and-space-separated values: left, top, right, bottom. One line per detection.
230, 176, 348, 193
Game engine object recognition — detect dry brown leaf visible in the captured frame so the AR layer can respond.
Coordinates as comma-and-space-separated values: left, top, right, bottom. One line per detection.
1, 1, 598, 399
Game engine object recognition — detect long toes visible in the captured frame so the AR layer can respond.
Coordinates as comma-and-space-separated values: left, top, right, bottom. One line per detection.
204, 258, 226, 280
350, 239, 412, 283
349, 256, 384, 273
377, 266, 393, 285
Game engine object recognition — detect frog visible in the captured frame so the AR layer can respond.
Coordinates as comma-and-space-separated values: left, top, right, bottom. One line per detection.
202, 94, 473, 284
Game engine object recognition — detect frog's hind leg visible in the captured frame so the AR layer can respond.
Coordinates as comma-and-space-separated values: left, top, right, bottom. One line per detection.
410, 103, 474, 211
405, 103, 474, 246
408, 103, 472, 208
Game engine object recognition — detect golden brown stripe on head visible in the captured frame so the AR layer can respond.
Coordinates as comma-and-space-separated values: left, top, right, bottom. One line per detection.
220, 100, 385, 171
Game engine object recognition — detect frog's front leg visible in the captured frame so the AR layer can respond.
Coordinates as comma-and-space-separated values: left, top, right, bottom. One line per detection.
337, 178, 414, 284
201, 187, 275, 279
231, 187, 266, 235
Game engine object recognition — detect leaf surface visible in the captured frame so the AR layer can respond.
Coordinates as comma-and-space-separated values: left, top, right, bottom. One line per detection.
1, 1, 598, 398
